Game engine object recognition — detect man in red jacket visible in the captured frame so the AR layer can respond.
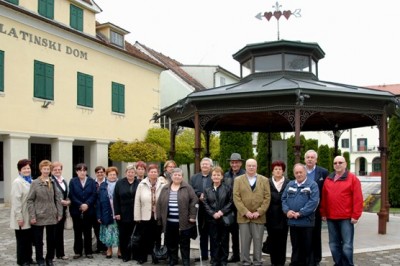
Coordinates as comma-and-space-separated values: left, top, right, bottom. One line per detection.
320, 156, 363, 266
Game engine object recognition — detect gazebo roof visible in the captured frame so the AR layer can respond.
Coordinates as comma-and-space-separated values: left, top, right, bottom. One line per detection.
160, 40, 398, 133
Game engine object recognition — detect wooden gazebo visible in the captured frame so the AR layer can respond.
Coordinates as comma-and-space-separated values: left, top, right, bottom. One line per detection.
160, 40, 399, 234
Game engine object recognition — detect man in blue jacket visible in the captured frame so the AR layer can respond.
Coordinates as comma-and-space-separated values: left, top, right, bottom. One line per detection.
282, 163, 319, 266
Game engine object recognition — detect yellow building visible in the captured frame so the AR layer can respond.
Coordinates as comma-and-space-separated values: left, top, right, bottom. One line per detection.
0, 0, 164, 203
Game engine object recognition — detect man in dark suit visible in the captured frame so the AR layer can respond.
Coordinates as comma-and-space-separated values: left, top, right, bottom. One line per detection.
304, 150, 329, 266
224, 153, 245, 263
190, 157, 214, 262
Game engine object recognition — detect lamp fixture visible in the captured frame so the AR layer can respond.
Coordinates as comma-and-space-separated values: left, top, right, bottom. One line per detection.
41, 101, 51, 108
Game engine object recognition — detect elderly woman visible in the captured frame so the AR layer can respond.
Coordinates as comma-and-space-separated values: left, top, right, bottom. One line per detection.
134, 164, 167, 264
68, 163, 97, 259
263, 160, 290, 266
157, 168, 198, 266
135, 161, 147, 181
162, 160, 177, 183
10, 159, 34, 266
51, 161, 71, 261
203, 166, 233, 266
114, 164, 139, 262
97, 166, 120, 259
27, 160, 63, 266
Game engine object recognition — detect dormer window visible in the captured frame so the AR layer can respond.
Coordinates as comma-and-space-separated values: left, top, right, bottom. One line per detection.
110, 31, 124, 47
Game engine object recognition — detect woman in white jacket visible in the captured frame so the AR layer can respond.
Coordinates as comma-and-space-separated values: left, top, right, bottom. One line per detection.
134, 164, 167, 264
10, 159, 34, 266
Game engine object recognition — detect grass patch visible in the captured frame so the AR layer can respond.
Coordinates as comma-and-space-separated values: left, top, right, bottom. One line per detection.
371, 198, 400, 213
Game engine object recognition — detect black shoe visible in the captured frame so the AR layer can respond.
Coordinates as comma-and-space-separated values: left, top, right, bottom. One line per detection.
195, 257, 208, 262
137, 259, 147, 264
86, 254, 94, 259
227, 256, 240, 263
45, 260, 54, 266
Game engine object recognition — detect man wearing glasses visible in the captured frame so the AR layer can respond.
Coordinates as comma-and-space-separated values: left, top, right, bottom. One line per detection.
320, 156, 363, 266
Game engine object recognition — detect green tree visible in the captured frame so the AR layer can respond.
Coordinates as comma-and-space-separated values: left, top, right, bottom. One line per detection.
219, 131, 253, 172
208, 132, 220, 161
145, 128, 170, 156
109, 140, 167, 163
388, 114, 400, 207
343, 151, 350, 169
174, 128, 196, 177
317, 144, 331, 171
256, 132, 282, 176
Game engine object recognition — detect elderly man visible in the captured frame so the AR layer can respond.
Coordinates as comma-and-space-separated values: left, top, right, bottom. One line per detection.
304, 150, 329, 266
190, 157, 214, 262
233, 159, 270, 266
224, 153, 245, 263
320, 156, 363, 266
282, 163, 319, 266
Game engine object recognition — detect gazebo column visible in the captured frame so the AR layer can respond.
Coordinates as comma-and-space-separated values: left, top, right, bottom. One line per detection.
204, 131, 211, 158
333, 130, 340, 156
169, 124, 178, 159
294, 107, 301, 163
378, 111, 389, 234
193, 111, 202, 173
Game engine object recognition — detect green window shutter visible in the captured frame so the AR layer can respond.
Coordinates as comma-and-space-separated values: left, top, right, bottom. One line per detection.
47, 0, 54, 20
34, 60, 45, 98
86, 75, 93, 107
5, 0, 19, 5
119, 85, 125, 113
70, 5, 83, 31
77, 73, 85, 106
112, 82, 119, 113
112, 82, 125, 113
77, 72, 93, 107
38, 0, 54, 19
0, 51, 4, 92
34, 60, 54, 100
45, 64, 54, 100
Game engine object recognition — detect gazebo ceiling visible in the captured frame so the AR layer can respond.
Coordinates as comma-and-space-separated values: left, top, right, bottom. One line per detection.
161, 71, 398, 132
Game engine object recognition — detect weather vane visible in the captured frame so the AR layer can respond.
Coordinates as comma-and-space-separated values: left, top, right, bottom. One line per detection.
255, 1, 301, 40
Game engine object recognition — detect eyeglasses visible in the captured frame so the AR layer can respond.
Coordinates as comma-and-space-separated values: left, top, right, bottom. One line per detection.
333, 162, 345, 165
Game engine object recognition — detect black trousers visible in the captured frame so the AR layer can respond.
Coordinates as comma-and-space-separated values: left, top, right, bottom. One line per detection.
15, 228, 33, 265
92, 215, 107, 252
118, 221, 135, 261
267, 225, 289, 265
54, 215, 66, 258
209, 221, 229, 265
165, 222, 191, 266
228, 221, 240, 257
32, 224, 56, 264
198, 205, 215, 259
72, 214, 93, 255
312, 212, 323, 264
289, 226, 313, 266
136, 218, 161, 262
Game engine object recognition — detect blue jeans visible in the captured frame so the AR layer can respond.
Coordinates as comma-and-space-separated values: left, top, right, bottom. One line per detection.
327, 219, 354, 266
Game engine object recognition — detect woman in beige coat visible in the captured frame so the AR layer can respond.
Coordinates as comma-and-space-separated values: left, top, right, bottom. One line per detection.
134, 164, 167, 264
27, 160, 62, 266
10, 159, 34, 266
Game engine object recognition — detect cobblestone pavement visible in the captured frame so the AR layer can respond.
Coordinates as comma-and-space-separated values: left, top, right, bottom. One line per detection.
1, 206, 399, 265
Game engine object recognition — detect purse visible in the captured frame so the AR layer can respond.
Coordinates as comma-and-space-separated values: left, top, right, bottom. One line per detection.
262, 236, 271, 254
222, 212, 235, 226
152, 244, 168, 262
128, 224, 142, 249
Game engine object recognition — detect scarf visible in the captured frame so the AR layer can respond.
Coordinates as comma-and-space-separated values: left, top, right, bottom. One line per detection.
20, 174, 32, 184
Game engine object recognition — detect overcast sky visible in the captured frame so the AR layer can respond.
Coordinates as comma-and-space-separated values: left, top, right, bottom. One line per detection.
95, 0, 400, 87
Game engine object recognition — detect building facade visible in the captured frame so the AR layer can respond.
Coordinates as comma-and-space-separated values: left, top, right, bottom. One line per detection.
0, 0, 164, 202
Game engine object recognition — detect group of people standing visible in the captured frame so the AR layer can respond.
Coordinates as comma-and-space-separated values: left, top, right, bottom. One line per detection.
191, 151, 363, 266
10, 150, 363, 266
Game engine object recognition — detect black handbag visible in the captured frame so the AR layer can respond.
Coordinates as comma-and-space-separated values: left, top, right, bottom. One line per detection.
128, 224, 142, 249
222, 212, 235, 226
152, 244, 168, 262
262, 236, 271, 254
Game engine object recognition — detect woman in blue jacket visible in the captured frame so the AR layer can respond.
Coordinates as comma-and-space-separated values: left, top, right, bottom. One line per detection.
97, 166, 120, 259
68, 163, 97, 259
